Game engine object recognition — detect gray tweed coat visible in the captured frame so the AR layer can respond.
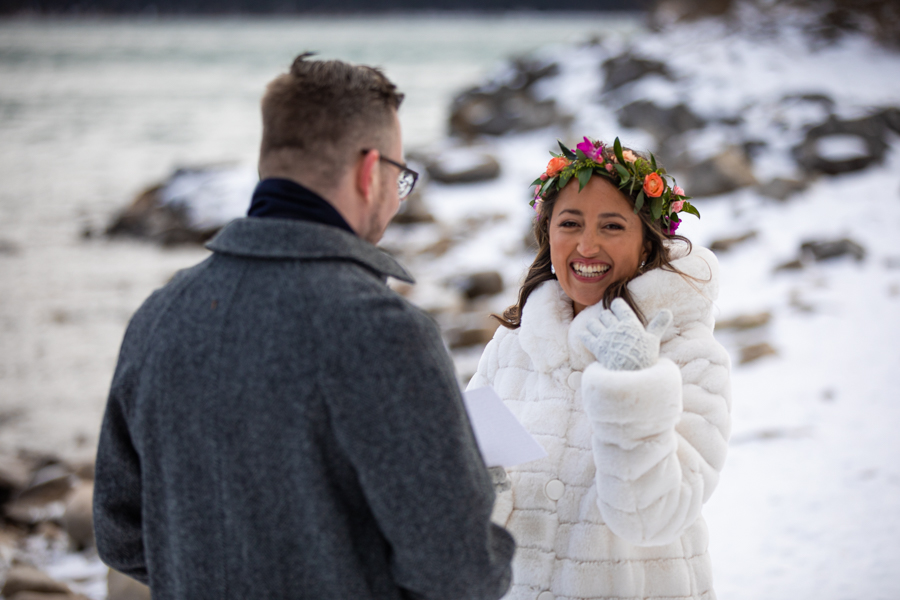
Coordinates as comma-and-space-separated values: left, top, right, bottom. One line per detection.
93, 217, 514, 600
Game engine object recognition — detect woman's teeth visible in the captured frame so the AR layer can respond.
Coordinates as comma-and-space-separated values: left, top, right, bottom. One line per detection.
571, 263, 610, 277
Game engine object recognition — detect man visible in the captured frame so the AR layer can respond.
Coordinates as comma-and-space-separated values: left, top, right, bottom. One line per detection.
93, 54, 515, 600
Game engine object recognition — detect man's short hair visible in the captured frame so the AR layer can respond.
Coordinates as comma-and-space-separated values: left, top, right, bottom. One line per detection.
259, 53, 404, 189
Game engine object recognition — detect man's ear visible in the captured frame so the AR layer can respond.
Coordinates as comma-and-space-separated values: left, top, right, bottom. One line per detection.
356, 149, 381, 205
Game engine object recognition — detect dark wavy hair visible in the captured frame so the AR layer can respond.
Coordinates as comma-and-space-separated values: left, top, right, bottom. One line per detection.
493, 145, 693, 329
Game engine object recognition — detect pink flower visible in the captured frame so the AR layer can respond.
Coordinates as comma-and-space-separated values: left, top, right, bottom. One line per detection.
666, 219, 680, 234
670, 200, 684, 213
622, 149, 637, 163
540, 173, 548, 181
605, 163, 615, 173
673, 185, 685, 197
576, 136, 604, 161
534, 185, 542, 197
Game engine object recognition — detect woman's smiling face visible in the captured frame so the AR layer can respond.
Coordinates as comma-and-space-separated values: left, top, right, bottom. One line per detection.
549, 176, 647, 315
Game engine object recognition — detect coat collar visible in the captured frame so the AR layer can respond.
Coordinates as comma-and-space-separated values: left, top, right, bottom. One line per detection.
519, 244, 719, 372
206, 217, 415, 284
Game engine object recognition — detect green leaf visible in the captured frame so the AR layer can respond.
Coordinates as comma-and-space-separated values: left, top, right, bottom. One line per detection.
575, 149, 588, 162
576, 167, 592, 191
635, 190, 645, 211
651, 197, 663, 221
681, 201, 701, 218
559, 169, 574, 189
541, 176, 557, 196
650, 153, 658, 170
531, 177, 544, 186
613, 137, 625, 165
614, 164, 630, 181
558, 141, 576, 160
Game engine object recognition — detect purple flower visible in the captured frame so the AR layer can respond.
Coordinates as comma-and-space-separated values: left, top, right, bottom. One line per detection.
576, 136, 604, 161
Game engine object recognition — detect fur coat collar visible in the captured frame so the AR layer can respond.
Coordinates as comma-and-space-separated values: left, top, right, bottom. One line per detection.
518, 244, 719, 373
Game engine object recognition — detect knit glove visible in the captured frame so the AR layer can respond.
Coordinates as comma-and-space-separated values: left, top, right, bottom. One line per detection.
488, 466, 511, 493
580, 298, 673, 371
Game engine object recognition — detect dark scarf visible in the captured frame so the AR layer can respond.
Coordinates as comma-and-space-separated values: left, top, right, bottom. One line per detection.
247, 178, 355, 236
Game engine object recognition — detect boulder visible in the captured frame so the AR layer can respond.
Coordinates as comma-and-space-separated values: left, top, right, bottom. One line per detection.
391, 189, 435, 225
601, 54, 671, 93
3, 475, 74, 525
794, 113, 889, 175
449, 58, 569, 137
460, 271, 504, 300
1, 565, 71, 597
424, 150, 500, 184
679, 146, 757, 197
801, 238, 866, 262
709, 231, 757, 253
63, 481, 94, 550
107, 569, 151, 600
617, 101, 705, 143
756, 178, 808, 202
739, 342, 778, 364
0, 455, 32, 505
105, 184, 211, 245
443, 314, 501, 350
716, 311, 771, 331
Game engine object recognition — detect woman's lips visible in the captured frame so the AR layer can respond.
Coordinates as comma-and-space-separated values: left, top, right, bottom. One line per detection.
570, 261, 611, 282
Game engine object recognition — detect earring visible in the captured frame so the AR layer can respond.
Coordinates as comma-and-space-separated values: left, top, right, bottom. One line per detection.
639, 259, 646, 273
550, 264, 556, 275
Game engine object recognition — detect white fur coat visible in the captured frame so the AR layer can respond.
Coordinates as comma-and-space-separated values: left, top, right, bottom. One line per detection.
467, 244, 731, 600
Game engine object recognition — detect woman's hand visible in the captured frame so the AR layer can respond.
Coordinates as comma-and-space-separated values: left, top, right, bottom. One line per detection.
580, 298, 673, 371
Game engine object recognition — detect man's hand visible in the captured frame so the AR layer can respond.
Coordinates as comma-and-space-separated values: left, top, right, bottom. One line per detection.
488, 466, 511, 493
580, 298, 672, 371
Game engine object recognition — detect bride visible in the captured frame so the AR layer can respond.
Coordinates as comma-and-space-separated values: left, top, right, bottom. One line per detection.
469, 137, 732, 600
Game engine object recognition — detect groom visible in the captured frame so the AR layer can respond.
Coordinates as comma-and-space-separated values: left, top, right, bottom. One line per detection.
93, 54, 514, 600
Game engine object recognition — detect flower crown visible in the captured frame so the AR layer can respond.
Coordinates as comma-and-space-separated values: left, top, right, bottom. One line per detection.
530, 136, 699, 235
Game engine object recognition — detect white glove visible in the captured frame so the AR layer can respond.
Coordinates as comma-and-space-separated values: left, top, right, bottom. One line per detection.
580, 298, 673, 371
488, 466, 511, 493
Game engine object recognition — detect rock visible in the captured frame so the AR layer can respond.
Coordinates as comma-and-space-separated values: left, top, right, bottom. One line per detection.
0, 239, 19, 255
63, 481, 94, 550
4, 475, 74, 525
449, 58, 569, 137
1, 564, 71, 596
107, 569, 151, 600
649, 0, 735, 25
424, 150, 501, 184
794, 113, 889, 175
801, 238, 866, 262
444, 314, 501, 350
460, 271, 504, 300
739, 342, 778, 364
616, 101, 705, 143
716, 311, 771, 330
601, 54, 671, 93
7, 593, 92, 600
709, 230, 757, 253
679, 146, 757, 197
391, 189, 435, 224
774, 258, 804, 272
756, 178, 808, 201
0, 455, 32, 505
106, 165, 255, 246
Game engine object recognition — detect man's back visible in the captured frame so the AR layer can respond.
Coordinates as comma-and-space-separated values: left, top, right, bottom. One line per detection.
94, 218, 514, 599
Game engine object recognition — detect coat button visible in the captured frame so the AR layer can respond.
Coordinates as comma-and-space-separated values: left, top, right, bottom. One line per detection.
537, 591, 555, 600
544, 479, 565, 501
567, 371, 582, 390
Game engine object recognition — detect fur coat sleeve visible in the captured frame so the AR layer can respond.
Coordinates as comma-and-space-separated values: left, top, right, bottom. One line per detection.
581, 246, 731, 546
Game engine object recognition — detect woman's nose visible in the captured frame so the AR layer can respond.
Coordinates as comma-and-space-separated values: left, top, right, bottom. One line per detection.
577, 230, 601, 256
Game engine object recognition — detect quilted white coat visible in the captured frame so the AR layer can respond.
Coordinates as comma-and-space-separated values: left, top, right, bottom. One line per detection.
467, 245, 731, 600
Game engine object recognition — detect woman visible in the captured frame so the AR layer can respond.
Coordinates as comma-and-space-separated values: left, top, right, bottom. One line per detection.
469, 137, 731, 600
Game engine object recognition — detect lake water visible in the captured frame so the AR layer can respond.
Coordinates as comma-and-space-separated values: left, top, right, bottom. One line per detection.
0, 15, 640, 459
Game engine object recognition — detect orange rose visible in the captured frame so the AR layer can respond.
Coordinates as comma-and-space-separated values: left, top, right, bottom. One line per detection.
545, 156, 570, 177
643, 172, 665, 198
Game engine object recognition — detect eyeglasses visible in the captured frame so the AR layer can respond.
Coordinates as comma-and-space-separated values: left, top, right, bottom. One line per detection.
360, 149, 419, 200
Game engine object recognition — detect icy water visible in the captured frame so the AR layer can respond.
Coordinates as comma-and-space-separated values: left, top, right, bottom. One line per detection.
0, 15, 641, 459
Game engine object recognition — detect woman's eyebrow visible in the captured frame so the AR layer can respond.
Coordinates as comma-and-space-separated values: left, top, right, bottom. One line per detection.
598, 212, 627, 219
558, 208, 582, 216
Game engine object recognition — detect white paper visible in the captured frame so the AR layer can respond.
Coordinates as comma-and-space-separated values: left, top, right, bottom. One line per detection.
462, 386, 548, 468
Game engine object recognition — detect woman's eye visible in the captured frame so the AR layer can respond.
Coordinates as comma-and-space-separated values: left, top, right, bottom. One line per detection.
604, 223, 625, 230
559, 220, 579, 228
